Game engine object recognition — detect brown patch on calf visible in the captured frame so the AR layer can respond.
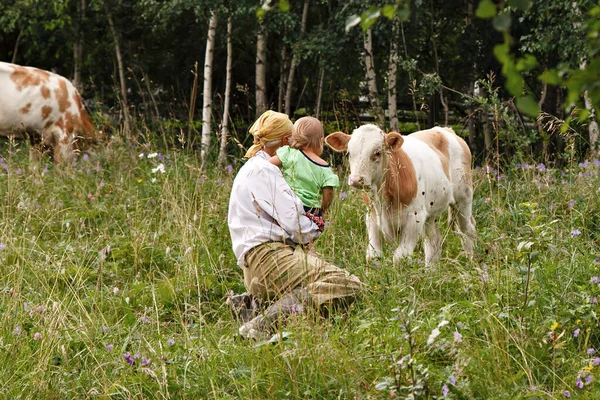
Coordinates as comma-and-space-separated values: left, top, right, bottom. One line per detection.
44, 120, 54, 130
54, 79, 71, 113
40, 85, 51, 99
20, 103, 32, 114
41, 106, 53, 120
10, 66, 50, 91
412, 129, 450, 179
384, 134, 418, 210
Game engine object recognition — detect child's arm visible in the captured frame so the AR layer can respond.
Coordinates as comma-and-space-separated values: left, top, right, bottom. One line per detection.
269, 155, 283, 168
321, 186, 334, 214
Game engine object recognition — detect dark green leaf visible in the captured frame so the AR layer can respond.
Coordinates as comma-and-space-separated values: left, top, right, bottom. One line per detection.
516, 54, 538, 71
397, 3, 411, 21
382, 5, 396, 20
539, 69, 561, 85
508, 0, 531, 11
493, 12, 512, 32
516, 95, 540, 117
476, 0, 497, 19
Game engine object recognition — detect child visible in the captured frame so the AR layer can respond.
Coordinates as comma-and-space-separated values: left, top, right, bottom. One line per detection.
269, 116, 339, 230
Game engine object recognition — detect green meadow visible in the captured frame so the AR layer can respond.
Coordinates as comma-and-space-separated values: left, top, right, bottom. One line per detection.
0, 137, 599, 399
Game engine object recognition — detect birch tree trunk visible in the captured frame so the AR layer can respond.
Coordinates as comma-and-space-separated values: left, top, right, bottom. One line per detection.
73, 0, 86, 92
105, 4, 131, 136
11, 28, 23, 64
255, 18, 267, 118
201, 11, 218, 162
364, 28, 385, 128
580, 60, 599, 156
401, 22, 419, 129
315, 65, 324, 119
218, 17, 233, 167
284, 0, 309, 117
278, 46, 287, 112
387, 16, 399, 132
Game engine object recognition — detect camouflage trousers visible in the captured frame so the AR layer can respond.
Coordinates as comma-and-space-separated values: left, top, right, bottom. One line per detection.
243, 242, 364, 307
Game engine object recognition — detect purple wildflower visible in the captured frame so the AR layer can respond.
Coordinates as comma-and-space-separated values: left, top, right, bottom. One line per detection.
217, 179, 223, 185
141, 356, 151, 366
563, 390, 571, 398
226, 164, 233, 173
586, 375, 593, 384
83, 153, 89, 160
16, 169, 22, 175
123, 352, 135, 365
339, 192, 347, 200
442, 385, 449, 396
42, 167, 49, 175
0, 243, 6, 251
167, 338, 175, 346
576, 376, 583, 389
594, 358, 600, 366
571, 229, 582, 238
105, 344, 114, 351
453, 331, 463, 343
574, 328, 580, 338
33, 332, 42, 340
591, 276, 600, 283
13, 326, 21, 335
449, 376, 456, 386
587, 348, 595, 355
591, 297, 598, 304
568, 200, 576, 209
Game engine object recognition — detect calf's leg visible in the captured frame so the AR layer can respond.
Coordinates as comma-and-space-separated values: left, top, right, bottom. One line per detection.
423, 219, 442, 265
366, 212, 383, 264
393, 218, 422, 265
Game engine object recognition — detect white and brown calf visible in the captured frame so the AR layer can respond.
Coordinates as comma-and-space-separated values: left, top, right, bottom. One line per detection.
0, 62, 96, 163
326, 124, 476, 266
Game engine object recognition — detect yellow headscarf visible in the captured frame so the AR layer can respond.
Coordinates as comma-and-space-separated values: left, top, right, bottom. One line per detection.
244, 110, 293, 158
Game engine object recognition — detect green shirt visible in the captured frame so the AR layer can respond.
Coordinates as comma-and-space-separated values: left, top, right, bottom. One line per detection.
276, 146, 339, 209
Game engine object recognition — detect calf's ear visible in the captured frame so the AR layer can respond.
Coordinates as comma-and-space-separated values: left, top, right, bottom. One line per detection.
385, 132, 404, 150
325, 132, 351, 152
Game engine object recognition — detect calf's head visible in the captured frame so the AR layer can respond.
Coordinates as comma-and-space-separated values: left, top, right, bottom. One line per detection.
325, 124, 404, 189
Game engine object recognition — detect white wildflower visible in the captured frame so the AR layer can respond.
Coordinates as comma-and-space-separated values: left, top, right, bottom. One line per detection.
147, 153, 158, 159
152, 163, 166, 174
427, 328, 441, 345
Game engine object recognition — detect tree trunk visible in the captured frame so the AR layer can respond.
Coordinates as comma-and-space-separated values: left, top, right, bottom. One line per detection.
105, 4, 131, 136
278, 46, 287, 112
284, 0, 310, 117
580, 60, 600, 156
73, 0, 87, 92
218, 17, 233, 167
255, 18, 268, 118
201, 11, 218, 162
387, 16, 399, 132
364, 28, 385, 128
11, 28, 23, 64
315, 64, 324, 120
400, 22, 419, 129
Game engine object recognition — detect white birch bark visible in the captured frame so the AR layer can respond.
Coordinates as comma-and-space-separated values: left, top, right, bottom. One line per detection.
315, 64, 324, 119
201, 11, 218, 162
364, 28, 385, 128
387, 16, 399, 132
218, 17, 233, 167
255, 18, 267, 118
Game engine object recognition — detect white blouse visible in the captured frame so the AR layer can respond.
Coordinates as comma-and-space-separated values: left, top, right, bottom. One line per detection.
227, 150, 321, 267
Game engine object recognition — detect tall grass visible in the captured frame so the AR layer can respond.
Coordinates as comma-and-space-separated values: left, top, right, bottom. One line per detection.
0, 135, 599, 399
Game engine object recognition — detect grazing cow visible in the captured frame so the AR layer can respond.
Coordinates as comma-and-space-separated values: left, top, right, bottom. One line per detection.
326, 124, 476, 266
0, 62, 96, 163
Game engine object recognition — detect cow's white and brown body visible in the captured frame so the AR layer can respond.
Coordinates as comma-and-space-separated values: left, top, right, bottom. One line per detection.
326, 124, 476, 265
0, 62, 95, 163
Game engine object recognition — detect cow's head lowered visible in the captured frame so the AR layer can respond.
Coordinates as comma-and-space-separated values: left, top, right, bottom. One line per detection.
325, 124, 404, 190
